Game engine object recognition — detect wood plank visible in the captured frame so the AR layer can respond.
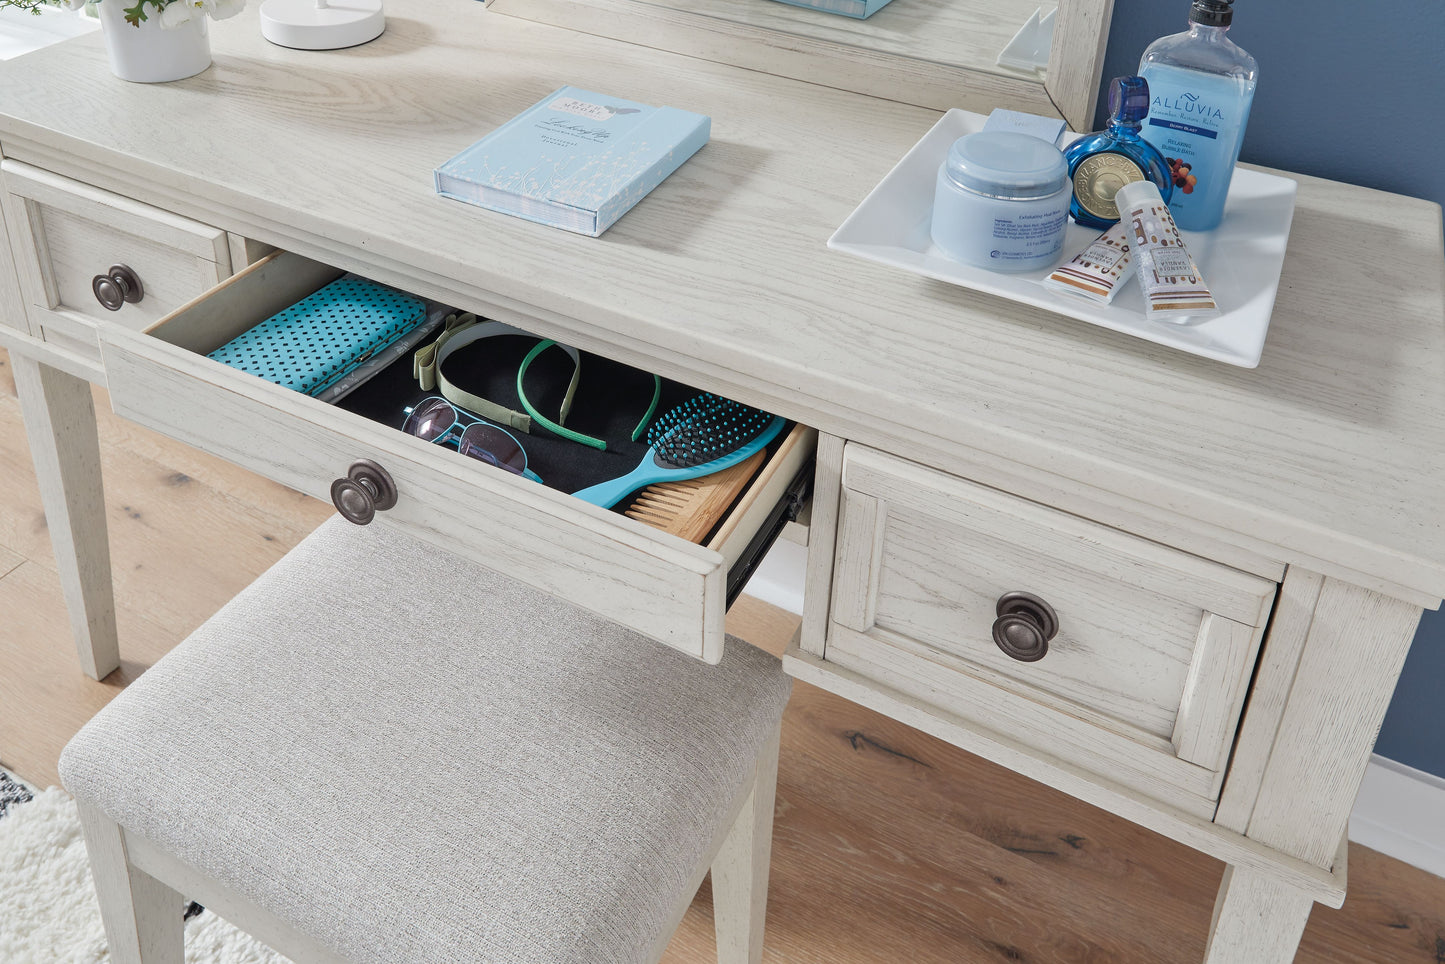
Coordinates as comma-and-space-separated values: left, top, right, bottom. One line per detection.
785, 644, 1344, 904
0, 180, 30, 335
1245, 579, 1425, 868
102, 322, 729, 662
1172, 613, 1266, 773
827, 489, 882, 633
844, 445, 1278, 625
1046, 0, 1115, 129
0, 559, 175, 785
74, 803, 186, 964
2, 160, 229, 262
11, 352, 116, 679
0, 380, 330, 641
1203, 865, 1314, 964
798, 432, 843, 657
823, 624, 1224, 815
710, 724, 781, 964
1214, 567, 1324, 833
486, 0, 1068, 122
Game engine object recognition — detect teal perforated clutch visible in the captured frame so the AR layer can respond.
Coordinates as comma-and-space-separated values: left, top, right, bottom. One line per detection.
207, 277, 426, 397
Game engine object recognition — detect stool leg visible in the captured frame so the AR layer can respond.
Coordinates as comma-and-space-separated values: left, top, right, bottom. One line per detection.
711, 722, 782, 964
75, 801, 186, 964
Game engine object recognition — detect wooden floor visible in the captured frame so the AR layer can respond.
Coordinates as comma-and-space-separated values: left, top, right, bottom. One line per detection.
2, 345, 1443, 964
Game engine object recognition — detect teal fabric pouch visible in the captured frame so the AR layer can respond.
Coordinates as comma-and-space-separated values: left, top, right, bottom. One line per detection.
207, 277, 426, 397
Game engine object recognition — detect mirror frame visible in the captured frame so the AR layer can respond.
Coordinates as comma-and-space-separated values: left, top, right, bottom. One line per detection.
484, 0, 1114, 131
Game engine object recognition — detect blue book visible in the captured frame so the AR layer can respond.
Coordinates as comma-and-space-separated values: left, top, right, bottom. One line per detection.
434, 86, 711, 237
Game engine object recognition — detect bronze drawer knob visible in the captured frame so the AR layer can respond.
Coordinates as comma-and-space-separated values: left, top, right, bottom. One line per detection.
991, 591, 1059, 662
330, 459, 398, 526
91, 264, 144, 311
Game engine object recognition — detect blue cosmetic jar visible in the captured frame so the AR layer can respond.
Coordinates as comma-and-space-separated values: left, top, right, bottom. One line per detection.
931, 131, 1070, 273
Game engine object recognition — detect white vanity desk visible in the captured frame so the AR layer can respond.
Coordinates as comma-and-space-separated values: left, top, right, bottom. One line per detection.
2, 1, 1443, 961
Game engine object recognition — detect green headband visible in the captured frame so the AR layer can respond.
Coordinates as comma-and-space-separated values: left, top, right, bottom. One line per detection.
518, 340, 659, 451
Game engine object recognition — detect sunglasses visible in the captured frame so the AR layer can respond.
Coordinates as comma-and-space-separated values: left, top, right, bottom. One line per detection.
402, 396, 542, 484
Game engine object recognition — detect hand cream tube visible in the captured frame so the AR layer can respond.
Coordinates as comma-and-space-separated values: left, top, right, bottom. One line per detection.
1114, 179, 1218, 320
1042, 221, 1134, 304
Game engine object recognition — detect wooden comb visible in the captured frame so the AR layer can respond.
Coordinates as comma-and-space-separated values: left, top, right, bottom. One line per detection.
624, 450, 767, 544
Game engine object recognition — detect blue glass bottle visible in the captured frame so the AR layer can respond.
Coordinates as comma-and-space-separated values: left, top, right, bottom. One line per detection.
1063, 76, 1173, 230
1138, 0, 1258, 231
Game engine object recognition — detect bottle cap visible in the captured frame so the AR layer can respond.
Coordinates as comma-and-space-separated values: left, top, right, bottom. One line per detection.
1113, 179, 1166, 219
942, 132, 1068, 200
1109, 76, 1150, 124
1188, 0, 1233, 27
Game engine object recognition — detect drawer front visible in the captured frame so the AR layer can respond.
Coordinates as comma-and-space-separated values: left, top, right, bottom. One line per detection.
99, 251, 813, 664
1, 160, 230, 359
826, 444, 1277, 815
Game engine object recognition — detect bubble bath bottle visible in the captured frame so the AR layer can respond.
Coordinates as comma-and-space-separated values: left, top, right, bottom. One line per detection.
1138, 0, 1257, 231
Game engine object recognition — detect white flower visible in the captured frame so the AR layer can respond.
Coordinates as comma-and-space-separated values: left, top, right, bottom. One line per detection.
208, 0, 245, 19
157, 0, 200, 28
60, 0, 87, 11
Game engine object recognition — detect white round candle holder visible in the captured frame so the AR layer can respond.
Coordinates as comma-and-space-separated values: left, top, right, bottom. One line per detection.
260, 0, 385, 50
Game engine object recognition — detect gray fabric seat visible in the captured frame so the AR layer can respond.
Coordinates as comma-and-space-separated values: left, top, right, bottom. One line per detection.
60, 517, 791, 964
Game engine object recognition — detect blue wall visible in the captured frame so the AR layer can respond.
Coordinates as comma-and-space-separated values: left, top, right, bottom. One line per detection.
1096, 0, 1445, 778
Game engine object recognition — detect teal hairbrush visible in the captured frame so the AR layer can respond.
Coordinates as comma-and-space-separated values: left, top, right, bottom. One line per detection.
572, 394, 785, 508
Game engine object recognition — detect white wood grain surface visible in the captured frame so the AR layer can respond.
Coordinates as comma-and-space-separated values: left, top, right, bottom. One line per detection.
0, 166, 27, 334
100, 329, 729, 661
74, 803, 186, 964
832, 445, 1275, 751
1171, 613, 1266, 774
1213, 567, 1324, 834
1242, 578, 1424, 868
1202, 864, 1316, 964
710, 724, 782, 964
485, 0, 1071, 125
2, 161, 230, 361
824, 623, 1224, 815
0, 0, 1439, 604
798, 432, 843, 657
11, 352, 118, 679
484, 0, 1114, 127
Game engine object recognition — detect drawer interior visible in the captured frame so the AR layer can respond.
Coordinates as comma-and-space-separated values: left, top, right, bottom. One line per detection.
143, 251, 813, 582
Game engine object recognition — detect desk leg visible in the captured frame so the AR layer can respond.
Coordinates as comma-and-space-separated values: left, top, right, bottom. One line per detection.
13, 354, 118, 680
1203, 573, 1423, 963
1203, 865, 1313, 964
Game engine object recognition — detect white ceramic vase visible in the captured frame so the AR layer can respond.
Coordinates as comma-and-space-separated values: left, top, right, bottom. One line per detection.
97, 0, 211, 83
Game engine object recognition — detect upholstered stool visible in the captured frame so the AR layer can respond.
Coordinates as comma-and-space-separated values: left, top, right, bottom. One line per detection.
59, 517, 792, 964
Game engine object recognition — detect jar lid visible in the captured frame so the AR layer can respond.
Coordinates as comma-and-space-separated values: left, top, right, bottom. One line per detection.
943, 132, 1068, 200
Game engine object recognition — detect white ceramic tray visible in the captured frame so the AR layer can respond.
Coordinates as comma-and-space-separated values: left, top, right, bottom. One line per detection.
828, 109, 1299, 368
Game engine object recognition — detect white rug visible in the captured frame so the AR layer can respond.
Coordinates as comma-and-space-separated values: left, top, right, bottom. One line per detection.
0, 772, 290, 964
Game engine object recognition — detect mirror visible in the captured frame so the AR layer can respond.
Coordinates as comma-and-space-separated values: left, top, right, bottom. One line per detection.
483, 0, 1114, 131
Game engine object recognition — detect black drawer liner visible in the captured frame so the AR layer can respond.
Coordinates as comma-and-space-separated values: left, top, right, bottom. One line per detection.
333, 323, 793, 543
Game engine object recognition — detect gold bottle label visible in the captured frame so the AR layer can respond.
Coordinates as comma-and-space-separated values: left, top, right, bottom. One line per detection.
1073, 153, 1145, 220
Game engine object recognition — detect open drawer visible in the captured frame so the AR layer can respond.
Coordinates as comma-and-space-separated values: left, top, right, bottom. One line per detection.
98, 251, 815, 663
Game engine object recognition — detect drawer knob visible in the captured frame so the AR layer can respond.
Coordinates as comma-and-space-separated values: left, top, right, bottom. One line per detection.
330, 459, 398, 526
91, 264, 144, 311
992, 591, 1059, 662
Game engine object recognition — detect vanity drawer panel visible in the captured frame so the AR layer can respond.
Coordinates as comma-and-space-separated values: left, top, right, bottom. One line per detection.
1, 160, 230, 360
826, 444, 1277, 813
98, 251, 813, 664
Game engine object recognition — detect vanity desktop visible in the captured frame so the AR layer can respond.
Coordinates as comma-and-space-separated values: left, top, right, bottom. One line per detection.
1, 1, 1443, 963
